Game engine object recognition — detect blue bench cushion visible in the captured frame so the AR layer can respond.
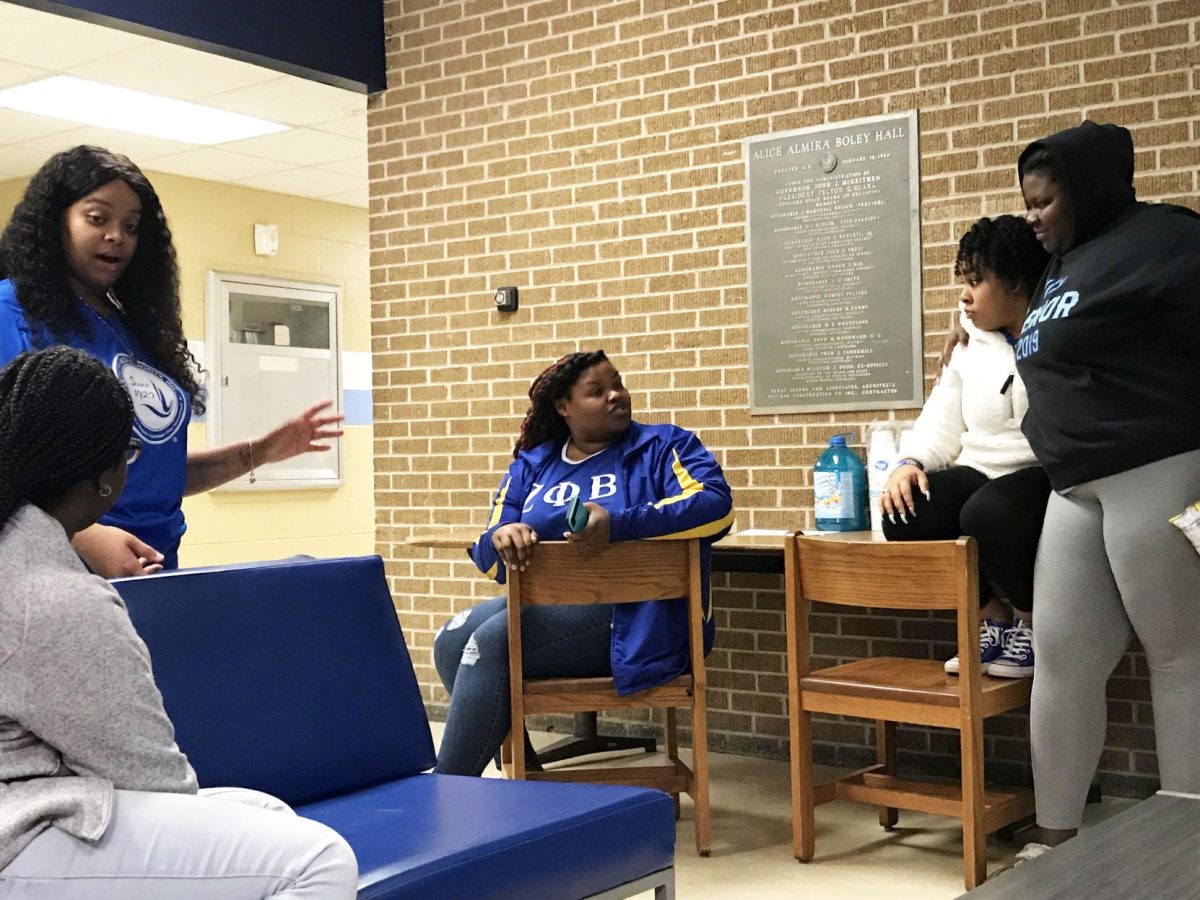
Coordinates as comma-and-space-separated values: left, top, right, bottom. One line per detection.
297, 774, 675, 900
117, 556, 436, 805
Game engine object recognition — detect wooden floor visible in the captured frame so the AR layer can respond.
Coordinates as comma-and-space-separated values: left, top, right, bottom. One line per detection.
958, 792, 1199, 900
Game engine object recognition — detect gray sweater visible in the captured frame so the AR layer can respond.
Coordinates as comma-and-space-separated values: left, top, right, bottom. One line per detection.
0, 504, 197, 870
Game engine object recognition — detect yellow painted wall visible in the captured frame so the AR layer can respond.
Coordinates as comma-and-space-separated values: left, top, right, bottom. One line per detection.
0, 173, 374, 566
0, 180, 22, 224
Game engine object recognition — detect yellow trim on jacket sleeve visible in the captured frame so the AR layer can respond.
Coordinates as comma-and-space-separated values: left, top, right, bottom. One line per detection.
645, 448, 733, 538
648, 508, 737, 541
487, 477, 510, 528
485, 562, 498, 579
652, 449, 704, 510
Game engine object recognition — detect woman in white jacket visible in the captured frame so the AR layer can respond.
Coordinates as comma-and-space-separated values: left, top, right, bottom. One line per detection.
882, 215, 1050, 678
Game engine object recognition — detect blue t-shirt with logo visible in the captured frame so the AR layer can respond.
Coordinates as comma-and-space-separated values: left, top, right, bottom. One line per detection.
0, 279, 190, 565
518, 441, 625, 539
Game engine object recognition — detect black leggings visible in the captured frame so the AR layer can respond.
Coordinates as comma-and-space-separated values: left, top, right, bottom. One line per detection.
881, 465, 1050, 611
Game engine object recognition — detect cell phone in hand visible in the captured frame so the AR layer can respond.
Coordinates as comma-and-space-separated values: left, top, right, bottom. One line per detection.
566, 497, 590, 533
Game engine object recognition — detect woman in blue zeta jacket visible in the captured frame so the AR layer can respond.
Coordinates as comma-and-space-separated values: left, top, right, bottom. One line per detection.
433, 350, 734, 776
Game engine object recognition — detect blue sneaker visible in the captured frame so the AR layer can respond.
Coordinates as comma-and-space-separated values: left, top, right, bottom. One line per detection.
945, 618, 1007, 675
988, 618, 1034, 678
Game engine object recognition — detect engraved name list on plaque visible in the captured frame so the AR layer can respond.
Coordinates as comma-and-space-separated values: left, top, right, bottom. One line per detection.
745, 110, 923, 414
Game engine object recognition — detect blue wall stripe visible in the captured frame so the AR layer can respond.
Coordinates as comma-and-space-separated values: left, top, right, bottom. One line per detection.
342, 389, 373, 426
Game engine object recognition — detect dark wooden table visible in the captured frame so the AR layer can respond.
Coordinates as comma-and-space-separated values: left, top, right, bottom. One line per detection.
958, 791, 1200, 899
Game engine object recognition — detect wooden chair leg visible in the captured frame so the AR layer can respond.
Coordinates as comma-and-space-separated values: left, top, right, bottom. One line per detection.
501, 730, 514, 780
667, 707, 682, 819
690, 696, 711, 856
790, 707, 815, 862
876, 719, 899, 830
960, 719, 987, 888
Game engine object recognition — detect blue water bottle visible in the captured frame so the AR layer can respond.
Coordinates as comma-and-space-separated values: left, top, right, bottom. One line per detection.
813, 433, 869, 532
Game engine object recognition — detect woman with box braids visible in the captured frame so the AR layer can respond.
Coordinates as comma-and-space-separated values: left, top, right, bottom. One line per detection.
434, 349, 734, 777
514, 349, 609, 456
0, 145, 343, 576
0, 346, 133, 530
0, 346, 357, 896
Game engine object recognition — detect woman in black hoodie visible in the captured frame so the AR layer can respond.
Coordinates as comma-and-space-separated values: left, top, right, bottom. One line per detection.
1013, 121, 1200, 858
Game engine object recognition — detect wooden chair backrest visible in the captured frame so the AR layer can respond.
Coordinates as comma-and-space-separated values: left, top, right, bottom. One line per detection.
788, 533, 977, 612
510, 539, 699, 607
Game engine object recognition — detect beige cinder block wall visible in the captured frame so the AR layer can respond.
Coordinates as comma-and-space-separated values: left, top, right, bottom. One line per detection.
369, 0, 1198, 787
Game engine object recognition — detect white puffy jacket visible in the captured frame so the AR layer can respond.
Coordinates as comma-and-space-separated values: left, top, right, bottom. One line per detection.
897, 311, 1038, 479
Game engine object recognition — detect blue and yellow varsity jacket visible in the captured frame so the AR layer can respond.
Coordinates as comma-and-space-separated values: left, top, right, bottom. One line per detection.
469, 420, 735, 695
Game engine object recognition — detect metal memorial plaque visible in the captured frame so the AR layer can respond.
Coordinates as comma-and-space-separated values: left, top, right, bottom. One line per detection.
746, 111, 923, 414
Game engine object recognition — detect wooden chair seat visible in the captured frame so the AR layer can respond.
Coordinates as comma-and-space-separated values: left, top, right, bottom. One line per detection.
506, 540, 712, 855
800, 658, 1032, 722
786, 533, 1034, 889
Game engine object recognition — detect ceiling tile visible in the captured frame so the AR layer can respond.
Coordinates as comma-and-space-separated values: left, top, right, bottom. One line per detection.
68, 42, 279, 100
316, 156, 367, 178
204, 76, 365, 127
0, 3, 365, 205
0, 144, 51, 178
220, 128, 364, 166
0, 4, 145, 70
236, 166, 363, 199
19, 125, 196, 162
0, 108, 82, 144
144, 147, 295, 182
310, 113, 367, 140
0, 58, 49, 89
320, 188, 369, 208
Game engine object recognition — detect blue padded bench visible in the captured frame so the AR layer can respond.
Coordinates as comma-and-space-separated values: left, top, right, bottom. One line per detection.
114, 555, 676, 899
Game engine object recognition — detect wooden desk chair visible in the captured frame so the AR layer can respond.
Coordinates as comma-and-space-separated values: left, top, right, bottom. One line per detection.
504, 539, 712, 856
785, 532, 1034, 889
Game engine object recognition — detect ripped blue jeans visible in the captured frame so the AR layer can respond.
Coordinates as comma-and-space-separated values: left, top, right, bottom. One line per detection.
432, 595, 614, 776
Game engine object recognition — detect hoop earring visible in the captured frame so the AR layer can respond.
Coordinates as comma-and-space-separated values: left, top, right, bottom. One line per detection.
99, 484, 113, 498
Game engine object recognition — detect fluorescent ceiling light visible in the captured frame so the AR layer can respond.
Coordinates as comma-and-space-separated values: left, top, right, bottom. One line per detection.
0, 75, 289, 145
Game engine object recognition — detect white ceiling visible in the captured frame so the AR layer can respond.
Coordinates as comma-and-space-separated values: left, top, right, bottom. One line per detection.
0, 2, 368, 207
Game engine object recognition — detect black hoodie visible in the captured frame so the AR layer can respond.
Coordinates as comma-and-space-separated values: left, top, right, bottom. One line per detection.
1014, 121, 1200, 490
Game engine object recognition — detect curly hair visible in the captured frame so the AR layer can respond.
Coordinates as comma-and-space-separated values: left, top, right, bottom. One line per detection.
0, 145, 202, 413
954, 215, 1050, 300
0, 346, 133, 528
514, 350, 610, 457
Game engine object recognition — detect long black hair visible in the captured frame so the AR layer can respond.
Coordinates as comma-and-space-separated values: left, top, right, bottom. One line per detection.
0, 145, 203, 413
0, 346, 134, 528
514, 350, 609, 457
954, 215, 1049, 300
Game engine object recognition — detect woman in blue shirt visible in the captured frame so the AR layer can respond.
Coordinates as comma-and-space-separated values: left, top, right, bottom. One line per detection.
0, 145, 342, 575
433, 350, 734, 776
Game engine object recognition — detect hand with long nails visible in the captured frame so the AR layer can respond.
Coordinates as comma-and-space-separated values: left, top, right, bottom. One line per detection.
881, 463, 929, 525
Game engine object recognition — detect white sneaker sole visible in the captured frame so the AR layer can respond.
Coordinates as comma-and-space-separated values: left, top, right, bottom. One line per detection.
987, 663, 1034, 678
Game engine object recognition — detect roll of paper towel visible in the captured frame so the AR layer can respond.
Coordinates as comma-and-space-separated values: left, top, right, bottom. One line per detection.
866, 423, 900, 533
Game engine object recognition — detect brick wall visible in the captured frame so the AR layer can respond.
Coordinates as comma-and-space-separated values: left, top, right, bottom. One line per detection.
370, 0, 1199, 798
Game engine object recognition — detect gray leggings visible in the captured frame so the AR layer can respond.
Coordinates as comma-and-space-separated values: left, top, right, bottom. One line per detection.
1031, 448, 1200, 829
